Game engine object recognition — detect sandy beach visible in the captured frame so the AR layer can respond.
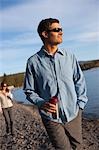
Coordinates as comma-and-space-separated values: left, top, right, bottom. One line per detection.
0, 102, 99, 150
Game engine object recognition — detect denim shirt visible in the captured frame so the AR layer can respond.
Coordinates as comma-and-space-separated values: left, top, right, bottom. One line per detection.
23, 46, 88, 123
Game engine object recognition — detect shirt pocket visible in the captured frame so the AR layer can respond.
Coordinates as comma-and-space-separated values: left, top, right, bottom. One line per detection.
59, 59, 73, 82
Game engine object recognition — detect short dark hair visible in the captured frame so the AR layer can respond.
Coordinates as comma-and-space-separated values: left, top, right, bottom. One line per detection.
37, 18, 59, 42
1, 81, 7, 88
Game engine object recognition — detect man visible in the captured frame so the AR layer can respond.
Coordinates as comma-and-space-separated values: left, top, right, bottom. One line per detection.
23, 18, 88, 150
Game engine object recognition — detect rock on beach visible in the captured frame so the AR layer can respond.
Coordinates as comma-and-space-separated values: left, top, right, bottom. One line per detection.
0, 102, 99, 150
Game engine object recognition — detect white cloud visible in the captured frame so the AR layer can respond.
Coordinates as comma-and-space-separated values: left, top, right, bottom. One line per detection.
0, 32, 41, 49
0, 0, 99, 75
0, 0, 98, 30
77, 32, 99, 42
64, 31, 99, 43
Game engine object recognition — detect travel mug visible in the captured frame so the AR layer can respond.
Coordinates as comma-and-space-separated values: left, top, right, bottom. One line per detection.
49, 96, 59, 119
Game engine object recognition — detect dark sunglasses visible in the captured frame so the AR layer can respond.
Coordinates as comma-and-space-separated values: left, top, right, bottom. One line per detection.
47, 28, 62, 33
3, 84, 7, 87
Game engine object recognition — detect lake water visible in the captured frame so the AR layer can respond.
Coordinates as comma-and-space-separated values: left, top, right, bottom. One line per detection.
12, 67, 99, 119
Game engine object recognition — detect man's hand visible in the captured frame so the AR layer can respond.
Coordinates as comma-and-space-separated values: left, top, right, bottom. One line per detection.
41, 102, 56, 113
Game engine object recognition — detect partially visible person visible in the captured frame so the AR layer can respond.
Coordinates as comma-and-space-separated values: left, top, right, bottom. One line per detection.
0, 82, 14, 136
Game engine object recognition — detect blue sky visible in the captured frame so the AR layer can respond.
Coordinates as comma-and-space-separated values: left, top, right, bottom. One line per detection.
0, 0, 99, 76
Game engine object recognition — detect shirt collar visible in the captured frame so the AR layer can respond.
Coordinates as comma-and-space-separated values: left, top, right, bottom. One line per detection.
41, 46, 64, 57
57, 48, 64, 56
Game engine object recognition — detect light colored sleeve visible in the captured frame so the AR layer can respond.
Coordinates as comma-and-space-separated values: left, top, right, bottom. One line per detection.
73, 54, 88, 109
23, 59, 45, 108
7, 92, 13, 100
0, 96, 2, 112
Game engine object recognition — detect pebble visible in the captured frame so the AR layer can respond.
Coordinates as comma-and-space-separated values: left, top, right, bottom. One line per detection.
0, 103, 99, 150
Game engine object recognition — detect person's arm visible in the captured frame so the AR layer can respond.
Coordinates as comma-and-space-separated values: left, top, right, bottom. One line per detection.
24, 59, 57, 112
0, 107, 2, 113
23, 59, 45, 108
0, 97, 2, 113
73, 54, 88, 110
7, 91, 13, 100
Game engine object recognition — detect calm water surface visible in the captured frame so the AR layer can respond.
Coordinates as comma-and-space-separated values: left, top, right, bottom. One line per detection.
83, 67, 99, 118
12, 67, 99, 119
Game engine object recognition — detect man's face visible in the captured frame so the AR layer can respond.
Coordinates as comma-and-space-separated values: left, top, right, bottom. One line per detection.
46, 23, 63, 45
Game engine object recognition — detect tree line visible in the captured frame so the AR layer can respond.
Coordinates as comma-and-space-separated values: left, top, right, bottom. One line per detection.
0, 59, 99, 87
0, 72, 24, 88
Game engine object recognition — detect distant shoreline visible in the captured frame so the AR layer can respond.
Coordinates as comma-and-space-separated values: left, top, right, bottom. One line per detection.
0, 59, 99, 87
79, 59, 99, 70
